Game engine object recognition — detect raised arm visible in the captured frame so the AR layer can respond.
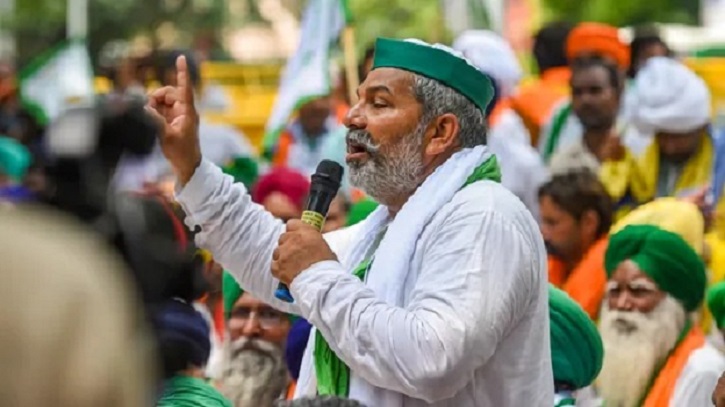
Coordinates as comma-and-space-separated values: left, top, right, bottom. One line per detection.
145, 55, 291, 312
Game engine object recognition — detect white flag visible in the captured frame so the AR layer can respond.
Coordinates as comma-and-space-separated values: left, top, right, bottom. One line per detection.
262, 0, 347, 155
19, 40, 95, 125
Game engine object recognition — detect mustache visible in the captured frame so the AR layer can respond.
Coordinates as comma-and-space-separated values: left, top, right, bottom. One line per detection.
346, 129, 381, 154
230, 337, 281, 360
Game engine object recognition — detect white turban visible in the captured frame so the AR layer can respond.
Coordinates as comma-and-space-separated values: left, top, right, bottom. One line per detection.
630, 57, 711, 134
452, 30, 522, 98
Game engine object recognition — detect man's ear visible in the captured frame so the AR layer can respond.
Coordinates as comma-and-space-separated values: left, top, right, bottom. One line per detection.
424, 113, 459, 156
580, 209, 600, 238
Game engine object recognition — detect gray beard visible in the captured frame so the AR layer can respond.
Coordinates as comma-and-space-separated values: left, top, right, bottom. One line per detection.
596, 296, 686, 407
220, 337, 289, 407
347, 123, 427, 207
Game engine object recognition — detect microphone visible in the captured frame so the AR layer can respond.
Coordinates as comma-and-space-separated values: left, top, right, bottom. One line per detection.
275, 160, 344, 303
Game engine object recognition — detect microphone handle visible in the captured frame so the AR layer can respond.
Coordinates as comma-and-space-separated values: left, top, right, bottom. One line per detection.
274, 209, 326, 303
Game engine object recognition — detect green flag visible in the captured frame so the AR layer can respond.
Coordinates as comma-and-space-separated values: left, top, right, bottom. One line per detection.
262, 0, 350, 158
19, 40, 95, 125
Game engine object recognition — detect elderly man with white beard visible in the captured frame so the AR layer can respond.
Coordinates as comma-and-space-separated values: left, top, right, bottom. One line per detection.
220, 273, 294, 406
145, 37, 552, 406
597, 224, 725, 407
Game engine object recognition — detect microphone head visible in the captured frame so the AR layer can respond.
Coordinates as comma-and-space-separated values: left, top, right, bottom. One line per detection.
313, 160, 344, 190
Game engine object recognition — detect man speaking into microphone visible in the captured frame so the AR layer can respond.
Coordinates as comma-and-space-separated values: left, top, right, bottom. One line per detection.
146, 38, 552, 406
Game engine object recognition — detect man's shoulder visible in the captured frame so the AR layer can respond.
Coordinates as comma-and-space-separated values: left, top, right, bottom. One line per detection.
443, 181, 541, 239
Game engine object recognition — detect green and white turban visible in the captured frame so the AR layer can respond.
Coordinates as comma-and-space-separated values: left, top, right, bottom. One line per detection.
371, 38, 495, 114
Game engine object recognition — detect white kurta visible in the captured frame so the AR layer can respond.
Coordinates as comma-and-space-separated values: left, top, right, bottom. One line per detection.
670, 342, 725, 406
488, 109, 549, 221
176, 160, 553, 406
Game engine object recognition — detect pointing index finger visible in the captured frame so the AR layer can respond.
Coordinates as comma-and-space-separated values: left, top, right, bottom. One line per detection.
176, 55, 195, 110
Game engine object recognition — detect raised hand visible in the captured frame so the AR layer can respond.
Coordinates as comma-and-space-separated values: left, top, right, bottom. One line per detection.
145, 55, 202, 185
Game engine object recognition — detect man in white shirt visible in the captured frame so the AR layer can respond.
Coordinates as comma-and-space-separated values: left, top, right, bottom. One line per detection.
146, 38, 552, 406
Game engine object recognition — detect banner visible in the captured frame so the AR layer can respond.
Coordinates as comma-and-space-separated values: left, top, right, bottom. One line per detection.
262, 0, 348, 157
19, 40, 94, 126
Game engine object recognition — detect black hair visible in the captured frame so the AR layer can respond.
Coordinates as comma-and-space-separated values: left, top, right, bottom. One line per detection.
570, 56, 622, 92
628, 28, 671, 78
538, 170, 614, 238
533, 21, 574, 73
358, 45, 375, 82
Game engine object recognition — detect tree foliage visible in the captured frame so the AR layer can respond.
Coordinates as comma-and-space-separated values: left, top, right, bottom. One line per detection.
348, 0, 450, 52
10, 0, 228, 69
541, 0, 699, 26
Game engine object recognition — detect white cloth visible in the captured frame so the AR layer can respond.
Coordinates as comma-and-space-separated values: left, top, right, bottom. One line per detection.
197, 120, 255, 167
548, 139, 600, 176
670, 342, 725, 406
176, 157, 552, 406
630, 57, 711, 135
488, 111, 549, 220
452, 30, 523, 98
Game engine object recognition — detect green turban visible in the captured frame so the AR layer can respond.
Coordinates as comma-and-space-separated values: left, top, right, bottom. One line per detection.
707, 282, 725, 329
346, 198, 379, 227
222, 270, 298, 322
0, 136, 30, 181
222, 270, 243, 320
222, 156, 259, 189
605, 224, 706, 312
549, 286, 603, 390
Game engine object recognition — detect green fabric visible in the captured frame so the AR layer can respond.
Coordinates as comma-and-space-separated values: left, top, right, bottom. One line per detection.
157, 375, 232, 407
548, 286, 603, 390
222, 156, 259, 189
707, 281, 725, 329
372, 38, 495, 114
313, 154, 501, 396
543, 103, 572, 163
604, 224, 707, 312
222, 270, 298, 322
345, 198, 379, 226
222, 270, 243, 320
0, 136, 31, 181
555, 398, 576, 407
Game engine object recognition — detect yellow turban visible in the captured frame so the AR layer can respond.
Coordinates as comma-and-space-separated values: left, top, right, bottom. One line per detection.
611, 198, 704, 256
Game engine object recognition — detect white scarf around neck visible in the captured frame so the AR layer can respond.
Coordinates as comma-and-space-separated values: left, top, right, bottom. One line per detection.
297, 145, 493, 403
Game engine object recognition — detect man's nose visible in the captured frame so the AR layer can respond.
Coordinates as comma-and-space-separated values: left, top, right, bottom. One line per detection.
613, 291, 634, 311
240, 314, 262, 338
344, 102, 366, 130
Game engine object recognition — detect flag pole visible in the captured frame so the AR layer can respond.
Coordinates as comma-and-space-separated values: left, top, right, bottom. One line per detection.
342, 26, 359, 104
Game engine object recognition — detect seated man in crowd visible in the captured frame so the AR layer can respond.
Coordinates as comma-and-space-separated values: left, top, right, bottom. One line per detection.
221, 275, 295, 406
548, 286, 603, 406
251, 167, 311, 222
155, 299, 232, 407
620, 57, 714, 207
540, 22, 640, 161
549, 57, 626, 176
597, 225, 725, 406
539, 171, 613, 318
453, 30, 549, 219
267, 95, 345, 177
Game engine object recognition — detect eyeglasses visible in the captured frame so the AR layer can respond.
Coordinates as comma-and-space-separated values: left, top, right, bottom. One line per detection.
230, 306, 287, 328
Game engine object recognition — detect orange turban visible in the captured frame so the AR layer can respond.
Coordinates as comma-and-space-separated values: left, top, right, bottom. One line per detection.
566, 23, 630, 69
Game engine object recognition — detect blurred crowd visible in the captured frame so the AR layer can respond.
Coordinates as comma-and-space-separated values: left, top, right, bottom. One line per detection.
3, 19, 725, 407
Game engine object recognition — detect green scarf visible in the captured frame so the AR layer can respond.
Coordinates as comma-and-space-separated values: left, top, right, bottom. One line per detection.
313, 155, 501, 396
157, 375, 232, 407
